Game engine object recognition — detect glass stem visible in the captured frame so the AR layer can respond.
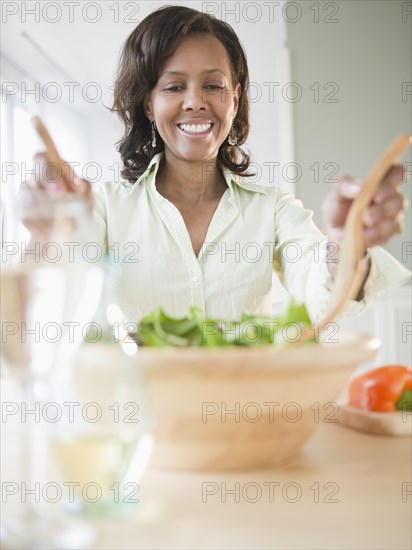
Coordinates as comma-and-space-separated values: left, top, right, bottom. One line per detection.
19, 373, 46, 524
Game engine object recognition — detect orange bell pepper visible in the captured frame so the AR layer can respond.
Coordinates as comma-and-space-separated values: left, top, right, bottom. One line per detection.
348, 365, 412, 412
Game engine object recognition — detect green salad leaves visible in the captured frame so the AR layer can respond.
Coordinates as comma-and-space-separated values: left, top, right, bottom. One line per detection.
136, 301, 312, 347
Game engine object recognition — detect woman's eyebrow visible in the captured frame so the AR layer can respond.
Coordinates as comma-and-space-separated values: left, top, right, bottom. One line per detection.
162, 68, 226, 76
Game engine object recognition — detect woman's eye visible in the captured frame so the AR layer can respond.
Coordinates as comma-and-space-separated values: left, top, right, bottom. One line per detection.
163, 86, 183, 92
162, 84, 225, 93
205, 84, 225, 91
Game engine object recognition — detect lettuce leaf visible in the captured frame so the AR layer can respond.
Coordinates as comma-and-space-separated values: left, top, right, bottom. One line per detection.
136, 300, 313, 347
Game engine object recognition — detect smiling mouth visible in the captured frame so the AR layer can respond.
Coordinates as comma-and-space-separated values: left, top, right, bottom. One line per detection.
177, 123, 214, 135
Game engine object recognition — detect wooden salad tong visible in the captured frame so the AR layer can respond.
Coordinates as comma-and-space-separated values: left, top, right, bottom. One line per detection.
301, 133, 411, 342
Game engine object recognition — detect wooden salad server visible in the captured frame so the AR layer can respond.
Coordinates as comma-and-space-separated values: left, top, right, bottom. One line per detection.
300, 133, 411, 342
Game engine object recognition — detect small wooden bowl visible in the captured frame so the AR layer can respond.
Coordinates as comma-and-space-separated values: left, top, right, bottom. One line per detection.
138, 333, 379, 471
337, 403, 412, 436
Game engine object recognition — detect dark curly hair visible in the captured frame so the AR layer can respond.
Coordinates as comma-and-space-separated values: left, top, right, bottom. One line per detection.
111, 5, 253, 183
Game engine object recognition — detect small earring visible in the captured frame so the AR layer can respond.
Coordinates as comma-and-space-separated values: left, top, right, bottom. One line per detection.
151, 121, 157, 148
228, 127, 237, 146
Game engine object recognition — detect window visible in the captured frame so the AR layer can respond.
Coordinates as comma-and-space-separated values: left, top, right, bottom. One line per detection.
1, 96, 35, 247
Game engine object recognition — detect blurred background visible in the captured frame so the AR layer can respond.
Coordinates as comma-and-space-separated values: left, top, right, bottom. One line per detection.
1, 0, 411, 364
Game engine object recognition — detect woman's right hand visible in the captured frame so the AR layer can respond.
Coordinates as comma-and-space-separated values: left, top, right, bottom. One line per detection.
23, 152, 94, 207
18, 153, 94, 239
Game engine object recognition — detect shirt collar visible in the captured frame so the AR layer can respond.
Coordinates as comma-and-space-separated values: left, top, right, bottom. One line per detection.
220, 164, 269, 195
134, 152, 162, 185
136, 151, 268, 195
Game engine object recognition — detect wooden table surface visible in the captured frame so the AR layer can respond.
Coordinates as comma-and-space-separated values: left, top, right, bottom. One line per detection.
1, 379, 411, 550
94, 422, 412, 550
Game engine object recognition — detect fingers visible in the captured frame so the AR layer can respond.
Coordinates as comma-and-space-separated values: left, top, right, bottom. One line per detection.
21, 153, 94, 221
363, 214, 404, 248
25, 152, 92, 197
23, 152, 67, 192
362, 193, 405, 248
335, 177, 364, 201
337, 165, 406, 201
376, 165, 409, 205
26, 152, 89, 192
322, 177, 361, 229
362, 182, 407, 246
362, 192, 406, 226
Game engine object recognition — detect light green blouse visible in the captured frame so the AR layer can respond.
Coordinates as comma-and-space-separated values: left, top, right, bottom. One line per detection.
90, 152, 410, 322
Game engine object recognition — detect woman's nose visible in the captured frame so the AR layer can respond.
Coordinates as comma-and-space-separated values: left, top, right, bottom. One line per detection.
182, 85, 207, 111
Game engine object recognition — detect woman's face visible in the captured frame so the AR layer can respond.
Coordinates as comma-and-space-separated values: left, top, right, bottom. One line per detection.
145, 33, 240, 164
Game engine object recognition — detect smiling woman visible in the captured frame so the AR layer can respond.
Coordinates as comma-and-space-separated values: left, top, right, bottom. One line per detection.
24, 4, 410, 323
111, 6, 251, 181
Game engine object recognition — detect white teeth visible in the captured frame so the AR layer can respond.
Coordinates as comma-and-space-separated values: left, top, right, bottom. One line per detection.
179, 123, 212, 134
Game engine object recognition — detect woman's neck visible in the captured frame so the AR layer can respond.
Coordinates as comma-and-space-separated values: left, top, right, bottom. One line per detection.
156, 153, 227, 205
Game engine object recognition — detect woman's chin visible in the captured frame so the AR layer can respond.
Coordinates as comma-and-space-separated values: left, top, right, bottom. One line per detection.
167, 146, 219, 164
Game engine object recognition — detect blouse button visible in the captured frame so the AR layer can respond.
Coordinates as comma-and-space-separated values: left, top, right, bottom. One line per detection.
192, 276, 199, 284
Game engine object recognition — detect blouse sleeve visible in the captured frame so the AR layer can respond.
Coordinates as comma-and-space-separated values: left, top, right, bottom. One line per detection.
273, 190, 411, 322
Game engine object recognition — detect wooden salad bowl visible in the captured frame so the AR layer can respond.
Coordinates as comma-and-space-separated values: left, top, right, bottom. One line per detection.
138, 333, 380, 470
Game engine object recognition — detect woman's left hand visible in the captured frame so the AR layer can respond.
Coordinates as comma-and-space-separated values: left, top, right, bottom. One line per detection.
322, 164, 408, 253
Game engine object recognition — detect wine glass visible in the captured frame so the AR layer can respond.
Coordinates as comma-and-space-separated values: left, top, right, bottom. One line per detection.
48, 260, 153, 518
49, 331, 153, 515
1, 189, 103, 548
